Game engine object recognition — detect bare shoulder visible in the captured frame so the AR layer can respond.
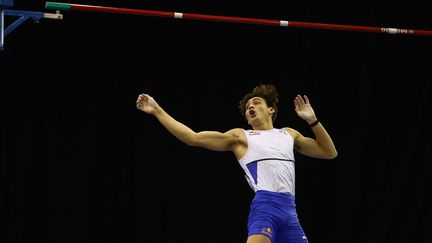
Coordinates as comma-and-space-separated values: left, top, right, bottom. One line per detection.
283, 127, 302, 139
226, 128, 245, 137
227, 128, 248, 158
225, 128, 247, 144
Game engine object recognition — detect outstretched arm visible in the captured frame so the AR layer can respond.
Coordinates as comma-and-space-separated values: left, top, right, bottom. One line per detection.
136, 94, 241, 151
287, 95, 338, 159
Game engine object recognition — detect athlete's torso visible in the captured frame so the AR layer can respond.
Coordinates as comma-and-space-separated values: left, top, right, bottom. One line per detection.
237, 128, 296, 195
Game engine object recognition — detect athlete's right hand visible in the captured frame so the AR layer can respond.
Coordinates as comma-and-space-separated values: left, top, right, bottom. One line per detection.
136, 94, 159, 114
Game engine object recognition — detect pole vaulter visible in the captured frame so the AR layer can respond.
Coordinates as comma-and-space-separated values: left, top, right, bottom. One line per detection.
45, 2, 432, 36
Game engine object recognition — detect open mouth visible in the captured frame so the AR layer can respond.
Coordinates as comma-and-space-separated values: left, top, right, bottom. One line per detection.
249, 110, 256, 117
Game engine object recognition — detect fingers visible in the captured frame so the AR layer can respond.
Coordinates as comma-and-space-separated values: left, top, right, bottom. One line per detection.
136, 94, 149, 109
136, 94, 149, 102
294, 95, 311, 104
294, 94, 311, 110
303, 95, 310, 104
136, 95, 142, 104
295, 94, 305, 106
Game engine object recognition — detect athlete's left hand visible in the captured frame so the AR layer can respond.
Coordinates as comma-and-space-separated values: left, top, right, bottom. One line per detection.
294, 95, 317, 124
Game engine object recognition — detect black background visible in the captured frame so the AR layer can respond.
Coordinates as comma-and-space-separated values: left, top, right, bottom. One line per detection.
1, 1, 431, 242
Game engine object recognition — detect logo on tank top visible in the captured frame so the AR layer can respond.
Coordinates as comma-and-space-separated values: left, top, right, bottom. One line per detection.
278, 129, 288, 135
248, 130, 261, 135
262, 227, 273, 237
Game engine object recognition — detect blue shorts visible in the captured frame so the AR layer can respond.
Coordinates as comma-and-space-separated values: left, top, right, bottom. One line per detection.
247, 190, 308, 243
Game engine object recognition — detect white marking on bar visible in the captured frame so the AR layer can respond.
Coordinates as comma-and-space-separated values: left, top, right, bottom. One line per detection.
174, 12, 183, 19
44, 12, 63, 19
382, 28, 399, 34
280, 20, 289, 27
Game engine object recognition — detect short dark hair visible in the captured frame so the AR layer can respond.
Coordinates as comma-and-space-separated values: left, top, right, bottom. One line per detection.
238, 84, 279, 122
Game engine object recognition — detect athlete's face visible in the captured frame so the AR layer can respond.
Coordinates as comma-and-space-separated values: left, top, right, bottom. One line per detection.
245, 97, 274, 124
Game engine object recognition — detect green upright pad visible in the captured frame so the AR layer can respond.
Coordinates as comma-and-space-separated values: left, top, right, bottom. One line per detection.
45, 2, 71, 11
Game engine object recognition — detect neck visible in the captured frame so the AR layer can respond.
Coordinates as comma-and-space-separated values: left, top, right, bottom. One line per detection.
251, 120, 274, 130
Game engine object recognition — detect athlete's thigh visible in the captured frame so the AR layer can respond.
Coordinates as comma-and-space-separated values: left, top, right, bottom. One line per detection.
247, 234, 272, 243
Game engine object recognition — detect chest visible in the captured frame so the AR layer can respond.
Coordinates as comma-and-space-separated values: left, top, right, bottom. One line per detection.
246, 130, 294, 156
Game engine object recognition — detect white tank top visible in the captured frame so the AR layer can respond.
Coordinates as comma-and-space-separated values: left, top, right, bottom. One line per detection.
238, 128, 296, 195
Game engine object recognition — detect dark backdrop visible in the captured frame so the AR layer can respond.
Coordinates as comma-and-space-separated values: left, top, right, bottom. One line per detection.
1, 1, 431, 242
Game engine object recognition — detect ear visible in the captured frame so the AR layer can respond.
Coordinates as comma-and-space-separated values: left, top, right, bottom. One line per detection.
268, 107, 275, 114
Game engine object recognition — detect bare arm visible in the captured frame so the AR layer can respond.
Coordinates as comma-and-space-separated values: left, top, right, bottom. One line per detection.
286, 95, 337, 159
136, 94, 241, 151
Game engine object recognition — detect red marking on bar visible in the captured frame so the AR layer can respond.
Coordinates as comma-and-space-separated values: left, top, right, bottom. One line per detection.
66, 3, 432, 36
